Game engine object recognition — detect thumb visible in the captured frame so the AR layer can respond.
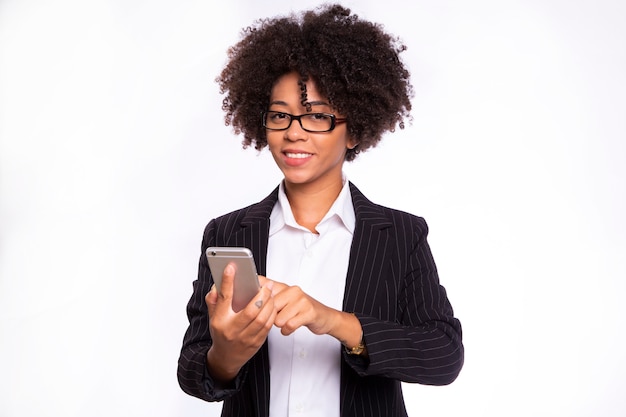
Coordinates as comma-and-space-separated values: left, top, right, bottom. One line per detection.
218, 262, 236, 302
205, 284, 218, 316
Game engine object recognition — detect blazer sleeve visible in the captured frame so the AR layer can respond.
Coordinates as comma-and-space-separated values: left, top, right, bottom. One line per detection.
344, 215, 464, 386
177, 219, 250, 401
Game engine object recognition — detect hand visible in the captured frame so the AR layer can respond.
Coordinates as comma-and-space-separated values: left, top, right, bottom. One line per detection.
258, 276, 364, 350
205, 263, 276, 383
271, 284, 338, 337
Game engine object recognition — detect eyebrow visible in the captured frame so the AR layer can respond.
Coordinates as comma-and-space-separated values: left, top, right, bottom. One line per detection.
269, 100, 331, 107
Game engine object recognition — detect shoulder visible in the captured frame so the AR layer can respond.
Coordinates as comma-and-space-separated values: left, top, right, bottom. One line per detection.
202, 186, 279, 237
349, 182, 428, 235
211, 202, 261, 227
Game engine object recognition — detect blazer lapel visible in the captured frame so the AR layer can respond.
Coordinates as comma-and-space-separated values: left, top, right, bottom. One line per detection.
225, 187, 279, 277
343, 182, 394, 313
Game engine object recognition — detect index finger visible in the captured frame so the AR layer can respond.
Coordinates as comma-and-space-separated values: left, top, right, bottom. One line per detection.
258, 275, 288, 296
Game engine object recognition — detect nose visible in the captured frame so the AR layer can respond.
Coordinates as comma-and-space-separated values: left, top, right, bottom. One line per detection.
284, 118, 308, 141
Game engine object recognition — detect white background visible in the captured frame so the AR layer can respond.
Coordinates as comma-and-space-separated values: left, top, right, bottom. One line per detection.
1, 0, 625, 416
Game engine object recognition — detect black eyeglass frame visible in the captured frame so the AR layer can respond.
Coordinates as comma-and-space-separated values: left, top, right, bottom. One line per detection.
262, 111, 347, 133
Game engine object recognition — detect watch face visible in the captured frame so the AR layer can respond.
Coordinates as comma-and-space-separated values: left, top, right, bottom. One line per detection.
347, 343, 365, 355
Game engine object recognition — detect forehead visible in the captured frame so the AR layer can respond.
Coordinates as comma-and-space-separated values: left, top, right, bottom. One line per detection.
270, 72, 325, 102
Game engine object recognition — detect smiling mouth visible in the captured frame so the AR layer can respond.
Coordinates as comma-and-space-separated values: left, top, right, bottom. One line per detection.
285, 152, 312, 159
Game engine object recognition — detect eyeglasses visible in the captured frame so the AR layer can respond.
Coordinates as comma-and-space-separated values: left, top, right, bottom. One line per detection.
263, 111, 347, 133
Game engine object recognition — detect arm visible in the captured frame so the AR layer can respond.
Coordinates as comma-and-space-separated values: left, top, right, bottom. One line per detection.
177, 221, 234, 401
345, 217, 464, 385
262, 276, 365, 354
177, 221, 275, 401
265, 216, 462, 385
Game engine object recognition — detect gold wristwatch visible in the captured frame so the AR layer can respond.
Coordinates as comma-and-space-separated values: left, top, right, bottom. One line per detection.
346, 332, 365, 355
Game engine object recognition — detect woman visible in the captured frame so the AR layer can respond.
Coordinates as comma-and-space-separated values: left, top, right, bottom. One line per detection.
178, 5, 463, 417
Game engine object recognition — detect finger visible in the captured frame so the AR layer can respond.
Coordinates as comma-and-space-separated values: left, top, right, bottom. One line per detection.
278, 302, 314, 336
281, 323, 297, 336
261, 298, 278, 335
251, 279, 275, 309
243, 295, 277, 346
257, 275, 270, 287
272, 286, 296, 315
272, 288, 314, 331
204, 284, 218, 317
258, 275, 287, 296
205, 284, 217, 305
245, 280, 274, 313
278, 296, 331, 336
218, 263, 236, 301
279, 308, 306, 336
273, 296, 299, 328
241, 282, 276, 332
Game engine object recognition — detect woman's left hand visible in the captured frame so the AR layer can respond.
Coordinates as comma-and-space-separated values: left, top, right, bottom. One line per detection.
257, 275, 336, 336
274, 285, 338, 336
256, 276, 363, 348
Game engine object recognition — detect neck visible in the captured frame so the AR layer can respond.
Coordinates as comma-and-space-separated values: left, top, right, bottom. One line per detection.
283, 179, 344, 233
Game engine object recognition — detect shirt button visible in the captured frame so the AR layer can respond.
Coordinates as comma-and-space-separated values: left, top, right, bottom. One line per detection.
298, 349, 307, 359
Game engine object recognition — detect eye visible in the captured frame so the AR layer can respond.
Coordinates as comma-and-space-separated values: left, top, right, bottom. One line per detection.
269, 112, 288, 120
308, 113, 331, 122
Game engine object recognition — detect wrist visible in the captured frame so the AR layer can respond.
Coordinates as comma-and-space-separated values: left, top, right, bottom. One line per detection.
206, 346, 241, 384
343, 312, 366, 356
330, 311, 366, 356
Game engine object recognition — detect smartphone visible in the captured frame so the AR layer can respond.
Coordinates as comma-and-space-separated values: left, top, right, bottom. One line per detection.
206, 247, 260, 312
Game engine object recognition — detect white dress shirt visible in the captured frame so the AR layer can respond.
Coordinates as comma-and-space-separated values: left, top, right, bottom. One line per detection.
267, 176, 355, 417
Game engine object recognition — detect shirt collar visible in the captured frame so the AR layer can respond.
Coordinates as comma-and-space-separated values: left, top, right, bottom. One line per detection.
269, 175, 355, 236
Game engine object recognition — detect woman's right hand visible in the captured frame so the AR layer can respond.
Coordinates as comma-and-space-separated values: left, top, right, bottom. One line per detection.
204, 264, 276, 384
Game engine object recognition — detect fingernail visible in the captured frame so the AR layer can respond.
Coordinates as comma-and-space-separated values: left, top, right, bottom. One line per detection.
224, 264, 234, 275
266, 280, 274, 290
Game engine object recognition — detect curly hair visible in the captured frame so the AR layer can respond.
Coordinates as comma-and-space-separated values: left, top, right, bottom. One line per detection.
216, 4, 413, 161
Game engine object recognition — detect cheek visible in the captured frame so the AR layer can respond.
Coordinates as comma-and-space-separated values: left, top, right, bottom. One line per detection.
266, 134, 281, 151
327, 142, 348, 163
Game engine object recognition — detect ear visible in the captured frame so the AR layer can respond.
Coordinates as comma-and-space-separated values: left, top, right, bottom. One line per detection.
346, 136, 359, 150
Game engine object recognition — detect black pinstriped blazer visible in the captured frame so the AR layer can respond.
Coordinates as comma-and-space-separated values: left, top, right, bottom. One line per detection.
178, 182, 463, 417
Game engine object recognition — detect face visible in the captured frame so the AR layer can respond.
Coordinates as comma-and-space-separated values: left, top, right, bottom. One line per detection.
266, 72, 357, 192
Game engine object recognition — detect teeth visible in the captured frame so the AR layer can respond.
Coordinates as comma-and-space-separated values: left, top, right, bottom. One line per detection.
285, 153, 311, 159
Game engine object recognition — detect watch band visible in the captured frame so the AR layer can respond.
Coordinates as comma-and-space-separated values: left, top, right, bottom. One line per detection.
346, 337, 366, 355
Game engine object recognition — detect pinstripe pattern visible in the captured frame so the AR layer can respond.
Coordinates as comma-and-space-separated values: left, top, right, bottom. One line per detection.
178, 183, 463, 417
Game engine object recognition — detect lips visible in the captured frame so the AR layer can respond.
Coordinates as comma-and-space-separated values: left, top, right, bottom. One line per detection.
285, 152, 313, 159
281, 150, 313, 166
